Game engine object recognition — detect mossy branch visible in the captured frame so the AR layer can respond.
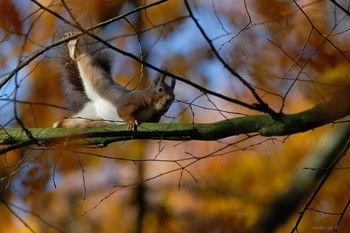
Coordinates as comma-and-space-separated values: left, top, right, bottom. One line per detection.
0, 96, 349, 153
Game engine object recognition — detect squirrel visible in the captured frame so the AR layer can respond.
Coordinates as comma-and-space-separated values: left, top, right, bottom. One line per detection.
53, 32, 175, 130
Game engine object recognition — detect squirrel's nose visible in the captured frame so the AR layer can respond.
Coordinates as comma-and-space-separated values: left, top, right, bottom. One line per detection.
166, 95, 174, 104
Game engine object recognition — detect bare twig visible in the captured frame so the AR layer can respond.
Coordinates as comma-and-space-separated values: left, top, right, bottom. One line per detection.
183, 0, 277, 116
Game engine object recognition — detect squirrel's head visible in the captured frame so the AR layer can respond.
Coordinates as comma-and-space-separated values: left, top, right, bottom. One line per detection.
149, 74, 176, 111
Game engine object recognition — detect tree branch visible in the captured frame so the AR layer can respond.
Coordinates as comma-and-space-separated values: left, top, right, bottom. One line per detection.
249, 115, 350, 233
1, 95, 349, 153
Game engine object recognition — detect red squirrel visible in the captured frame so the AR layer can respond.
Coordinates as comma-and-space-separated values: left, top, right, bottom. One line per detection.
53, 32, 175, 130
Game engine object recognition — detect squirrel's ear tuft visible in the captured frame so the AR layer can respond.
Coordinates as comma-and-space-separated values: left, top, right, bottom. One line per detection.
170, 78, 176, 90
152, 73, 166, 87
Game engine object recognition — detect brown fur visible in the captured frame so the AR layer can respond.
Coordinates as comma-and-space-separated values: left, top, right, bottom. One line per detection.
54, 33, 175, 130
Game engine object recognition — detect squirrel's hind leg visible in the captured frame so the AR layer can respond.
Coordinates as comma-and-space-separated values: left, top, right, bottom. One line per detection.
53, 101, 112, 128
53, 118, 111, 128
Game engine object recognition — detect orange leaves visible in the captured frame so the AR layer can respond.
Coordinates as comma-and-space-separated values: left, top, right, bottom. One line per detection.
20, 60, 63, 128
253, 0, 294, 23
0, 0, 22, 38
0, 0, 22, 68
60, 0, 124, 25
141, 0, 184, 27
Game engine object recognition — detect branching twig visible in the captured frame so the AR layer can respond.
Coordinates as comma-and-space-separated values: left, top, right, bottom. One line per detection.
293, 0, 350, 63
183, 0, 277, 116
290, 129, 350, 232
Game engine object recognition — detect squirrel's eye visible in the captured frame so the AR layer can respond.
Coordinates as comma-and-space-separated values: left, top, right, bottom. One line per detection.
157, 87, 163, 92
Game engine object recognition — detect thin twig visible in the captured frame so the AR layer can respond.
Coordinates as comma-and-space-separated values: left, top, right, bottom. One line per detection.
183, 0, 277, 116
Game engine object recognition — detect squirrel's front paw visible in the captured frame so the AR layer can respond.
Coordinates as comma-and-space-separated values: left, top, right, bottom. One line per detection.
52, 118, 75, 128
52, 120, 62, 128
127, 120, 138, 131
67, 40, 78, 60
65, 32, 79, 60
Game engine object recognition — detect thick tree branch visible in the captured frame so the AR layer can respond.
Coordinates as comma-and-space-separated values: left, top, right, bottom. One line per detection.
249, 116, 350, 233
1, 95, 349, 153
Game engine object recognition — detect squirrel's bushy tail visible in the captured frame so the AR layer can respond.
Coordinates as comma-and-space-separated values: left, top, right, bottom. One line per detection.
56, 32, 113, 111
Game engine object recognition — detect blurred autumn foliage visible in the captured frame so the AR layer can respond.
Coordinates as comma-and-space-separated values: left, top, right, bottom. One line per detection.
0, 0, 350, 233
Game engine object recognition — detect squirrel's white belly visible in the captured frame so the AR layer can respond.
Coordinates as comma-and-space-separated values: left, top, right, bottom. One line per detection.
94, 98, 123, 123
80, 76, 121, 122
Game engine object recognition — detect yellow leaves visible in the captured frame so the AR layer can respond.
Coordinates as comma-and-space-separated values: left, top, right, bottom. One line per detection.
316, 63, 350, 85
304, 62, 350, 101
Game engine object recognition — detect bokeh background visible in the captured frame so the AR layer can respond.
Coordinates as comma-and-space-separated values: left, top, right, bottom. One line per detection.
0, 0, 350, 232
